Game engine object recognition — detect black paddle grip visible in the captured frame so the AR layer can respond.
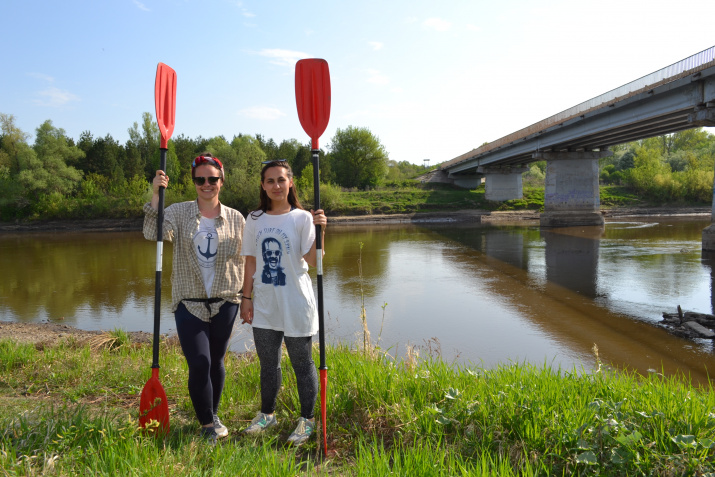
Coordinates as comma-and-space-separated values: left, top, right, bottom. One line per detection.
152, 148, 167, 369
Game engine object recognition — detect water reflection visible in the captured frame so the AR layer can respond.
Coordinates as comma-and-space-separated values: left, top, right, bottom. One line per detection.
700, 252, 715, 315
542, 226, 603, 298
1, 217, 713, 385
0, 231, 172, 330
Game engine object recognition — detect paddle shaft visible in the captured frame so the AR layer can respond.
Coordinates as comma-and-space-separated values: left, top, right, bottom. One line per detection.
312, 148, 326, 370
152, 149, 167, 369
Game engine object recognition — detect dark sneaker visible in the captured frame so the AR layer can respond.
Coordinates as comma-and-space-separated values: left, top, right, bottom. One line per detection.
213, 415, 228, 438
287, 417, 315, 446
200, 426, 218, 445
243, 412, 278, 434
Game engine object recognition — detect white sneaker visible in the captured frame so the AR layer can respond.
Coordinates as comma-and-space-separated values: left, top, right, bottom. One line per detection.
213, 415, 228, 438
287, 417, 315, 446
243, 412, 278, 434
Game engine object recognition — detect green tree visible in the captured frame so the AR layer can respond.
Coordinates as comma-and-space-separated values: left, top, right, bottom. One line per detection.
385, 160, 426, 181
0, 114, 35, 216
81, 134, 125, 181
18, 120, 83, 199
122, 140, 145, 181
0, 113, 32, 175
627, 146, 673, 200
128, 112, 159, 180
172, 134, 201, 187
224, 134, 266, 212
292, 144, 312, 179
256, 134, 278, 162
329, 126, 389, 189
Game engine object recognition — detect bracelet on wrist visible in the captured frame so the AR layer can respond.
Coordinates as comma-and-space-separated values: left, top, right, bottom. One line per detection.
243, 295, 252, 300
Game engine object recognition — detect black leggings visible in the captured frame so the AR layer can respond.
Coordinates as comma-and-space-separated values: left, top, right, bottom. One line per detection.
253, 327, 318, 420
174, 301, 238, 425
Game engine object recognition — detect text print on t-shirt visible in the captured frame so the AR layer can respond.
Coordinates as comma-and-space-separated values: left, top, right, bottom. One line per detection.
255, 227, 292, 255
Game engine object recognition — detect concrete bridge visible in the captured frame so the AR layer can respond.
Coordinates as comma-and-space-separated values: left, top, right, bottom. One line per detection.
439, 46, 715, 247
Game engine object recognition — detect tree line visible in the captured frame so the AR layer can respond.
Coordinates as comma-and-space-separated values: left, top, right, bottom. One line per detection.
3, 110, 713, 222
599, 128, 715, 202
0, 112, 427, 221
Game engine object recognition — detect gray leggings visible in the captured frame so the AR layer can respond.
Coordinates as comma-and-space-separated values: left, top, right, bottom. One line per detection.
253, 327, 318, 419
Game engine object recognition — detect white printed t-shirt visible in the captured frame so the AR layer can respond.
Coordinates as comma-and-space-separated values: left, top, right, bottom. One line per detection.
193, 216, 218, 297
241, 209, 318, 337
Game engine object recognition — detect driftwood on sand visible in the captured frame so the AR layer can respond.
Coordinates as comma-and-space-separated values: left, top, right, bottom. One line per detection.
661, 305, 715, 340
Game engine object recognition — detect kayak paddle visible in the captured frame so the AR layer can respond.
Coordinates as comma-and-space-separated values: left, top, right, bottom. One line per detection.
139, 62, 176, 435
295, 58, 331, 452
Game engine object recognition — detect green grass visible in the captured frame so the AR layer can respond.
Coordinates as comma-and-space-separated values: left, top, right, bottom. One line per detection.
1, 335, 714, 476
326, 184, 650, 216
330, 183, 544, 215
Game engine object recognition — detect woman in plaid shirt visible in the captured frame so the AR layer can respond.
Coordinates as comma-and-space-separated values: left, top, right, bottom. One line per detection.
143, 154, 245, 443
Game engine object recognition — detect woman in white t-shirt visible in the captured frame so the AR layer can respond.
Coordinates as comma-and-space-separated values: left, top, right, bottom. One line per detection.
239, 159, 326, 446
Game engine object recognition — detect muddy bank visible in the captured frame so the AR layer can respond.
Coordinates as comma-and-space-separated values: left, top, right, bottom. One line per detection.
0, 207, 710, 232
0, 320, 154, 348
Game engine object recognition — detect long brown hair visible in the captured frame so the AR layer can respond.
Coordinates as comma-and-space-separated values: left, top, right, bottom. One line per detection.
249, 160, 303, 219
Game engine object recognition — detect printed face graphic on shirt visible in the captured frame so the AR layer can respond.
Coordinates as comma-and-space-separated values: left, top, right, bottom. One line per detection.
261, 238, 286, 286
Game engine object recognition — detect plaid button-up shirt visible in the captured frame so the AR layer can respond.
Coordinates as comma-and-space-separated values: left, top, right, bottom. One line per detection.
143, 200, 246, 322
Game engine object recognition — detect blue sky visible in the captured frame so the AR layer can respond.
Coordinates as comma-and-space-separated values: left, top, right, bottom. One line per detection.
2, 0, 714, 165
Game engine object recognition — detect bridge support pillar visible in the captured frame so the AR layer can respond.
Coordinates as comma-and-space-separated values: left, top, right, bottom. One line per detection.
536, 151, 612, 227
702, 171, 715, 251
478, 166, 527, 201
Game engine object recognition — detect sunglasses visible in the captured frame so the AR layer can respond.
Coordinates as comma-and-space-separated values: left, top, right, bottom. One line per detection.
263, 250, 282, 257
192, 176, 221, 186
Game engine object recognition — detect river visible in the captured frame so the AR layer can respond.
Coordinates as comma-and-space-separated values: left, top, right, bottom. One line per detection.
1, 215, 713, 384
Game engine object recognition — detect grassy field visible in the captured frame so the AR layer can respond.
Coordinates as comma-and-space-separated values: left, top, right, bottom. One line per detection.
1, 331, 714, 476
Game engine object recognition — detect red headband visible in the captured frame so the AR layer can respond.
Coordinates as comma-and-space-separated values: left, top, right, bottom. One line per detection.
192, 156, 224, 177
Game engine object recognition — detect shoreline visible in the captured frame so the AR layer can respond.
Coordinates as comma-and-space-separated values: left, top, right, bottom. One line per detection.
0, 206, 710, 232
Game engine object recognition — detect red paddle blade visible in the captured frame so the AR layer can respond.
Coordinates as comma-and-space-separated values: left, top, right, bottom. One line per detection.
139, 368, 170, 436
295, 59, 331, 150
154, 63, 177, 149
320, 368, 328, 452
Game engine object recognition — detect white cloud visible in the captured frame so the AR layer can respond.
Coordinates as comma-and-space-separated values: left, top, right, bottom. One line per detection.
466, 24, 481, 32
258, 49, 310, 67
34, 87, 80, 107
369, 41, 384, 51
367, 69, 389, 85
28, 72, 55, 83
133, 0, 150, 12
423, 17, 452, 32
238, 106, 286, 120
229, 1, 254, 17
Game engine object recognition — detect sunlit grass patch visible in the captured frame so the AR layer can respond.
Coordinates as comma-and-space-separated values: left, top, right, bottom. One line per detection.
1, 331, 714, 475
